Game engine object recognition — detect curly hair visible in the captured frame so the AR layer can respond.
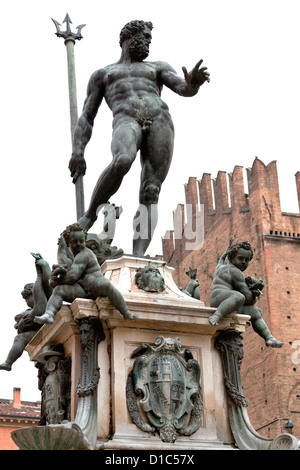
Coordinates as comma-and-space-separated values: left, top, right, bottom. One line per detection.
119, 20, 153, 46
227, 241, 253, 262
21, 283, 34, 299
62, 223, 87, 245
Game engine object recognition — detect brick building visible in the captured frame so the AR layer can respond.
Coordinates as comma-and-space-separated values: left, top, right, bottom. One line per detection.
162, 157, 300, 438
0, 388, 41, 450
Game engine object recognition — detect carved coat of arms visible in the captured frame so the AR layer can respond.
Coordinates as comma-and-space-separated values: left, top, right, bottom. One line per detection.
126, 336, 203, 442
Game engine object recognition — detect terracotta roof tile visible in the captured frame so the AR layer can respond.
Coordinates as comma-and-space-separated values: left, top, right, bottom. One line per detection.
0, 400, 41, 418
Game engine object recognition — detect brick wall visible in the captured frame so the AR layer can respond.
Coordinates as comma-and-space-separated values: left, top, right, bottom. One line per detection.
162, 157, 300, 438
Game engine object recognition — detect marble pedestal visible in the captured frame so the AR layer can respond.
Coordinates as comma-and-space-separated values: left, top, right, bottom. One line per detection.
21, 256, 298, 451
23, 256, 254, 450
14, 256, 300, 450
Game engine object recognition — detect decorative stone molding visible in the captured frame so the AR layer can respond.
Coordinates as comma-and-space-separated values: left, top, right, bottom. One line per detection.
215, 329, 299, 450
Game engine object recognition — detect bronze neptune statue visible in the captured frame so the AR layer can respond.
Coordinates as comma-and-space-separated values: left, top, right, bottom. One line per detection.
69, 20, 209, 256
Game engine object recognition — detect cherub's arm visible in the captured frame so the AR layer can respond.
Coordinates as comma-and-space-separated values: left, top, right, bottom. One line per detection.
57, 235, 73, 268
215, 237, 234, 270
231, 267, 257, 305
55, 253, 87, 285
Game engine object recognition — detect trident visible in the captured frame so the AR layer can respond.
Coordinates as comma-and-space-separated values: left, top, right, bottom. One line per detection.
51, 13, 86, 220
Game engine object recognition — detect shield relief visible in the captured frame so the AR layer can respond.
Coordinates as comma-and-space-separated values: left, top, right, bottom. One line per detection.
126, 336, 203, 442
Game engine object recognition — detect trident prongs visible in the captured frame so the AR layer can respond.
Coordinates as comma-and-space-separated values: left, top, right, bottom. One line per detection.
51, 13, 86, 42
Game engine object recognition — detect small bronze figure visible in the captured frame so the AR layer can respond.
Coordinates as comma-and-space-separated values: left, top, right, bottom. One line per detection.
0, 254, 52, 371
184, 267, 200, 300
135, 264, 165, 292
34, 224, 137, 325
209, 240, 283, 348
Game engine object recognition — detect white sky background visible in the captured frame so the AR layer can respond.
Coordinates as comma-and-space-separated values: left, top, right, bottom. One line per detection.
0, 0, 299, 402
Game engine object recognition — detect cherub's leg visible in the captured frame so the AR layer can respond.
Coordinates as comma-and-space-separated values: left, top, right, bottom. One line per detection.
239, 305, 284, 348
97, 279, 138, 320
0, 332, 36, 371
209, 291, 245, 326
34, 285, 64, 325
34, 284, 86, 325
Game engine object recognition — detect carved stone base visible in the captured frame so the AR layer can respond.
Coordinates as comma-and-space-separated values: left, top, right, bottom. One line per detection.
23, 256, 248, 450
19, 256, 298, 450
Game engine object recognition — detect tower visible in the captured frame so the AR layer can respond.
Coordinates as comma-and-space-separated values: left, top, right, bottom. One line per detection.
162, 158, 300, 437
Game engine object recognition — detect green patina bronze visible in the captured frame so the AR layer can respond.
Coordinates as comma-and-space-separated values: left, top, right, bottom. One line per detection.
126, 336, 203, 442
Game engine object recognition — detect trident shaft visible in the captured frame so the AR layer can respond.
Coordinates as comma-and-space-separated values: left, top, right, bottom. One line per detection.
51, 14, 86, 220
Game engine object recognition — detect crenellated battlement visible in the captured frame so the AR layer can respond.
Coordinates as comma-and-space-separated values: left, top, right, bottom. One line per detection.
162, 158, 300, 264
228, 165, 248, 210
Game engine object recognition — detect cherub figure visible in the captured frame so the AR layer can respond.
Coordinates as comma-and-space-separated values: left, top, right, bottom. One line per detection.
56, 202, 124, 268
0, 254, 52, 371
209, 240, 283, 348
35, 223, 137, 325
